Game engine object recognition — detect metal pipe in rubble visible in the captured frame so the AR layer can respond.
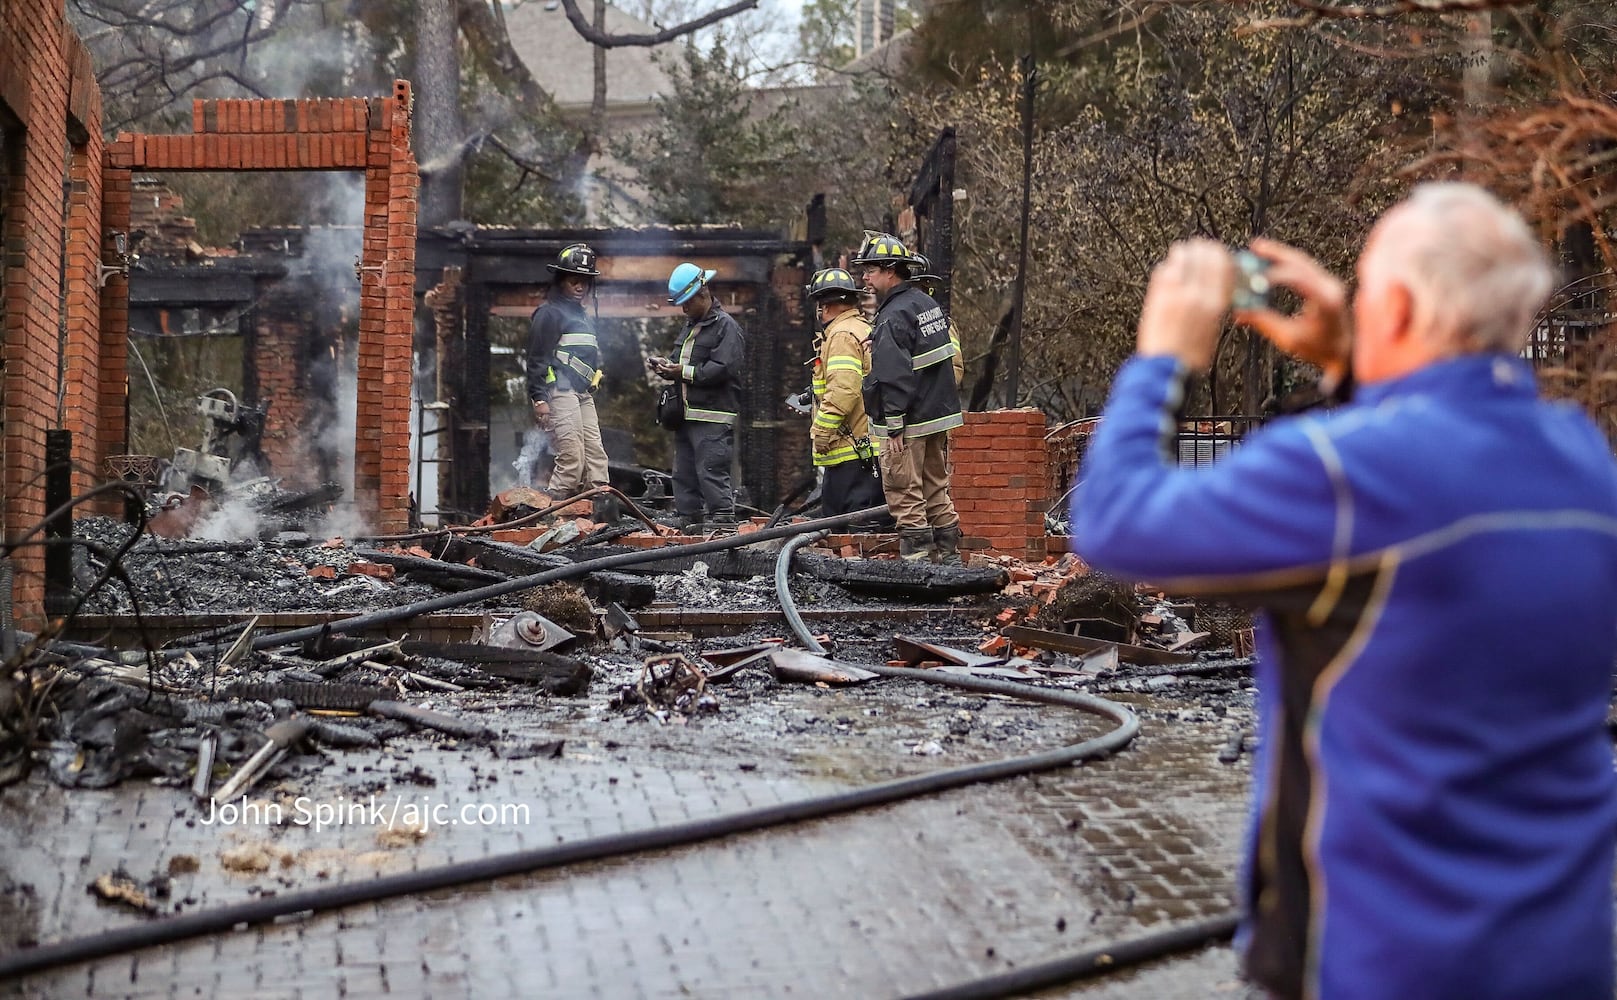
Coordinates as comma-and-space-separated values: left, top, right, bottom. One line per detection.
154, 504, 894, 659
775, 530, 828, 654
0, 658, 1140, 983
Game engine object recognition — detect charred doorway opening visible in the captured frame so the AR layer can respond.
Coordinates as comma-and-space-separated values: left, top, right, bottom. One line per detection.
420, 226, 815, 523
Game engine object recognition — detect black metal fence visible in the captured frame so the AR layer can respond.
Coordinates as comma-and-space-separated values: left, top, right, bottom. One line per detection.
1175, 417, 1263, 468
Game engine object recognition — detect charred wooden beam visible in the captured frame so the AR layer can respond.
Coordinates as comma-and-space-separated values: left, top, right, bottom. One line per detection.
298, 632, 592, 696
523, 542, 1008, 599
999, 625, 1195, 667
445, 537, 657, 607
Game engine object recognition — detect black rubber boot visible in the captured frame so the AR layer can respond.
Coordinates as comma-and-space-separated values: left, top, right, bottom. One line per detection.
701, 511, 739, 535
932, 522, 963, 566
899, 527, 936, 562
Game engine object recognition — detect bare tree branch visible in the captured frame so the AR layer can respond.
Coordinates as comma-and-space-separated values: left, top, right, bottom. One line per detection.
558, 0, 759, 48
487, 134, 562, 185
1250, 0, 1534, 22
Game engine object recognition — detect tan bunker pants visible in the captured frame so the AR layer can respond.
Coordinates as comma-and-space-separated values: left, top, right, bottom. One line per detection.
878, 431, 958, 530
548, 390, 609, 495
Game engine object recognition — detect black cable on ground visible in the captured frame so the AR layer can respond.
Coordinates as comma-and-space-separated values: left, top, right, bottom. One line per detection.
775, 529, 829, 654
901, 912, 1240, 1000
0, 662, 1139, 981
768, 564, 1240, 998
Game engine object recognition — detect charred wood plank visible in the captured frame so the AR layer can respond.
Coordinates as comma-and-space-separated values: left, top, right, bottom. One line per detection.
1000, 625, 1195, 667
296, 633, 592, 696
357, 549, 509, 591
225, 681, 394, 711
503, 542, 1007, 598
368, 700, 495, 741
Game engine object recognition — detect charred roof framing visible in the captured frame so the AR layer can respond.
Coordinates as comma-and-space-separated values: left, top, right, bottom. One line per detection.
418, 225, 816, 519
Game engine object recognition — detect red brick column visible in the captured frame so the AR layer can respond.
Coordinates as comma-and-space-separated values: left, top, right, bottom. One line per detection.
108, 82, 419, 533
0, 0, 105, 622
951, 408, 1049, 562
353, 80, 418, 533
253, 309, 313, 480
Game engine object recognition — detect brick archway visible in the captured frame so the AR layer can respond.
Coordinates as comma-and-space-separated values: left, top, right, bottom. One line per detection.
101, 81, 419, 533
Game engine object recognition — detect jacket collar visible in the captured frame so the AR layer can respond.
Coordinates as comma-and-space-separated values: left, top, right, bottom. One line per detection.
824, 309, 869, 337
1354, 353, 1538, 406
689, 301, 726, 328
546, 290, 586, 315
876, 280, 915, 310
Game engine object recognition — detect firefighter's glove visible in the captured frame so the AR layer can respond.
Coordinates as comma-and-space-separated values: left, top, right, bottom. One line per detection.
785, 391, 813, 416
811, 426, 837, 454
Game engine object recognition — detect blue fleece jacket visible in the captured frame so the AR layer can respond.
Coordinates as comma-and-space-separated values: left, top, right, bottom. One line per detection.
1074, 353, 1617, 1000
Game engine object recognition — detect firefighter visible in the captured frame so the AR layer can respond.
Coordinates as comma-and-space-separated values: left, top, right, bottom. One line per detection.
525, 242, 617, 522
652, 262, 746, 532
805, 267, 889, 526
853, 232, 964, 563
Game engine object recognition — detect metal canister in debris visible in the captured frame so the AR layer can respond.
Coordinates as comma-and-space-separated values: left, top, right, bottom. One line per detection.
487, 611, 576, 653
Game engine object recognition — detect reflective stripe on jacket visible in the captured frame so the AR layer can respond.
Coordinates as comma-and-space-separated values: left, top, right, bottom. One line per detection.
864, 282, 963, 439
675, 302, 745, 424
812, 309, 876, 468
525, 294, 600, 398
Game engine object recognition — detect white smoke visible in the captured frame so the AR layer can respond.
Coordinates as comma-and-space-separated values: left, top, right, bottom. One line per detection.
312, 502, 372, 542
322, 358, 359, 498
511, 426, 553, 493
245, 19, 358, 100
190, 495, 266, 542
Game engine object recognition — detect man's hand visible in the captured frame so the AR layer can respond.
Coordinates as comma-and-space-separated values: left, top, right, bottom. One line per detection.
648, 357, 680, 381
1235, 237, 1351, 383
1136, 239, 1237, 371
811, 427, 835, 454
885, 431, 907, 456
532, 398, 551, 430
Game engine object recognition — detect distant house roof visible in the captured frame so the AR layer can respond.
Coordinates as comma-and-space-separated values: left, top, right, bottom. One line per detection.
504, 0, 674, 109
839, 27, 913, 78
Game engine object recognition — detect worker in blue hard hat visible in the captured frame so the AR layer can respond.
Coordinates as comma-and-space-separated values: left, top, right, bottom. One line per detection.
525, 242, 617, 521
650, 262, 746, 533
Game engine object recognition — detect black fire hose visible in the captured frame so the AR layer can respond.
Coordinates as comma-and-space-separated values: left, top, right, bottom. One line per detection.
902, 912, 1240, 1000
107, 504, 893, 662
775, 529, 829, 655
771, 542, 1241, 997
0, 664, 1139, 982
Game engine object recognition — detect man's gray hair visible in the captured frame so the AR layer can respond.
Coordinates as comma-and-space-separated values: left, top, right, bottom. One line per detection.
1396, 182, 1556, 353
1390, 183, 1552, 354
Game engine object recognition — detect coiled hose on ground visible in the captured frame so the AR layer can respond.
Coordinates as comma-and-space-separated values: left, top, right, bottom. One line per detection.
772, 536, 1242, 997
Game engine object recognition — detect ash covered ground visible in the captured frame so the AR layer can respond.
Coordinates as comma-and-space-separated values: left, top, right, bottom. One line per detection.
39, 514, 1256, 797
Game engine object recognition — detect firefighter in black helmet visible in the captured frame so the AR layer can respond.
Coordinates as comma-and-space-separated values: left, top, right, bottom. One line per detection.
526, 242, 616, 521
853, 233, 965, 564
805, 267, 889, 526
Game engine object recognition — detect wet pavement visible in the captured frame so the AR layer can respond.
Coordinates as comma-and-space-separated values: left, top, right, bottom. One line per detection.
0, 668, 1257, 998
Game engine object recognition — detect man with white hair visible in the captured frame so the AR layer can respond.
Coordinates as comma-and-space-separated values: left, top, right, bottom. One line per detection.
1074, 182, 1617, 1000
